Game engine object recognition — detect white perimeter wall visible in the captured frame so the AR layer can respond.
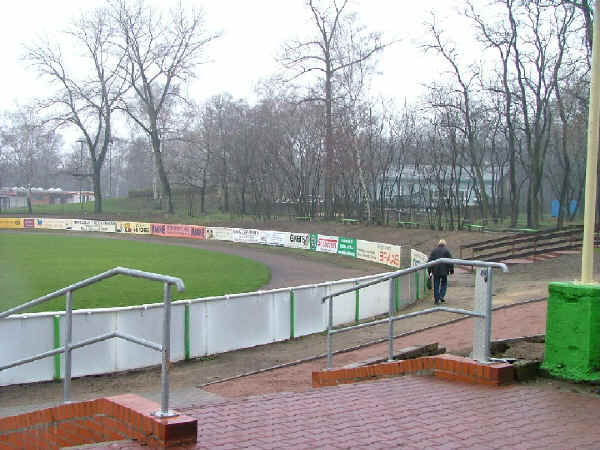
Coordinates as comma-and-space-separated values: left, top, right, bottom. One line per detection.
0, 267, 433, 386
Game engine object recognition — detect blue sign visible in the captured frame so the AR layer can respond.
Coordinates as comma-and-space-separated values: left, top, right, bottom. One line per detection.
551, 200, 559, 217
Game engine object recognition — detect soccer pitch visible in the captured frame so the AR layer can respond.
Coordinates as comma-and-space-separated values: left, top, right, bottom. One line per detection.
0, 232, 271, 313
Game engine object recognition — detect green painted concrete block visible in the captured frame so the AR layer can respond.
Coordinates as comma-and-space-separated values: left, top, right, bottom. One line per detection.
541, 282, 600, 382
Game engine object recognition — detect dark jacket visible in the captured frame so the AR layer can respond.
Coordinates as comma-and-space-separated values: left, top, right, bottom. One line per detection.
428, 244, 454, 277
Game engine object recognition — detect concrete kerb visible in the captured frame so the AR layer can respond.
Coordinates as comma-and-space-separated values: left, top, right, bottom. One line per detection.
197, 296, 548, 388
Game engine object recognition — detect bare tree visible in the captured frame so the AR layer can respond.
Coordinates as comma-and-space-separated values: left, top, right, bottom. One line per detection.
111, 0, 219, 213
1, 107, 62, 213
279, 0, 386, 217
424, 18, 492, 222
25, 6, 126, 213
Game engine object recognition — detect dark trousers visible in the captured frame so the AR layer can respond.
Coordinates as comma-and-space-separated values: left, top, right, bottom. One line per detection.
433, 275, 448, 303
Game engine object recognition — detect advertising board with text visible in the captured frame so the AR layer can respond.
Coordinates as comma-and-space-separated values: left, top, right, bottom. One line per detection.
357, 239, 401, 268
410, 249, 428, 267
205, 227, 234, 241
287, 232, 310, 249
316, 234, 339, 254
71, 219, 116, 233
116, 222, 151, 234
35, 218, 73, 230
0, 218, 23, 229
337, 237, 357, 258
232, 228, 261, 244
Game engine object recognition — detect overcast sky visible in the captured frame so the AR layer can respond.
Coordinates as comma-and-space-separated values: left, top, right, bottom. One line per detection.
0, 1, 476, 109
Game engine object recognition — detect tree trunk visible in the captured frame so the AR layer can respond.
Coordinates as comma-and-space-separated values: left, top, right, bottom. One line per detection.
155, 148, 173, 213
324, 59, 334, 218
93, 166, 102, 214
26, 189, 32, 214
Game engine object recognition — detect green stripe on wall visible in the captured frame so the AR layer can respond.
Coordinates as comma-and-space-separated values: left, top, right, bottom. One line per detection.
184, 302, 191, 360
290, 290, 295, 339
355, 281, 360, 323
53, 315, 60, 380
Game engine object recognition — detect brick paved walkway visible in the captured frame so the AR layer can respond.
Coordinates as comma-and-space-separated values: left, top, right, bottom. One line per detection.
86, 299, 600, 449
202, 300, 548, 399
96, 375, 600, 449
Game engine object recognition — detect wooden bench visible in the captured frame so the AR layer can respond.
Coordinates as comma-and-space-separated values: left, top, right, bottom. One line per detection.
397, 221, 419, 228
296, 216, 312, 221
509, 228, 539, 233
465, 224, 486, 232
341, 218, 359, 224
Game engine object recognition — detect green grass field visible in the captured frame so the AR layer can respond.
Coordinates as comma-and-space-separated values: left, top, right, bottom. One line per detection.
2, 197, 250, 225
0, 232, 270, 313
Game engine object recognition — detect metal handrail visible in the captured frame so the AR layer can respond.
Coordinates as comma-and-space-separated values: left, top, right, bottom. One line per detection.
322, 258, 508, 368
0, 267, 184, 418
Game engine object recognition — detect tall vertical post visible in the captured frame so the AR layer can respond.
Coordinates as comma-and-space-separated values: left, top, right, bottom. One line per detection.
388, 278, 394, 362
472, 268, 492, 363
154, 282, 177, 417
582, 0, 600, 283
63, 291, 73, 403
327, 296, 333, 369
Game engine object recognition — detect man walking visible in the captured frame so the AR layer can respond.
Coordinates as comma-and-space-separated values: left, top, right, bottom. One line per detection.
428, 239, 454, 305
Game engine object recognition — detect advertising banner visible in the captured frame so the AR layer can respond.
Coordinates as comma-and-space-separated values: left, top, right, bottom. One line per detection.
232, 228, 261, 244
151, 223, 195, 238
287, 232, 310, 249
357, 239, 378, 264
116, 222, 151, 234
377, 242, 401, 268
189, 225, 205, 240
23, 218, 35, 228
258, 230, 289, 247
0, 218, 23, 229
98, 221, 117, 233
71, 219, 116, 233
411, 249, 428, 267
35, 218, 73, 230
151, 223, 167, 236
309, 233, 318, 251
205, 227, 234, 241
164, 224, 192, 238
337, 237, 357, 258
316, 234, 339, 254
71, 219, 94, 232
269, 231, 290, 246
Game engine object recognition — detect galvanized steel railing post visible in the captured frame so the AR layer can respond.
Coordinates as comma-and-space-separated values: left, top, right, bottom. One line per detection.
64, 290, 73, 403
155, 282, 176, 418
0, 267, 185, 409
472, 267, 493, 363
483, 267, 493, 361
327, 296, 333, 369
388, 278, 394, 362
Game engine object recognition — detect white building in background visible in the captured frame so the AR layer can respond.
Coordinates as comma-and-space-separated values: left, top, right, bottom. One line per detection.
0, 187, 94, 209
377, 165, 496, 208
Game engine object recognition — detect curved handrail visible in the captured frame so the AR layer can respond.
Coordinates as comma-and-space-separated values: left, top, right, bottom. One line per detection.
322, 258, 508, 303
0, 266, 185, 418
322, 258, 508, 367
0, 266, 185, 319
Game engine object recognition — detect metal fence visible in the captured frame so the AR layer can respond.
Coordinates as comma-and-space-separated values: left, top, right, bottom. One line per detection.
0, 267, 184, 418
322, 258, 509, 368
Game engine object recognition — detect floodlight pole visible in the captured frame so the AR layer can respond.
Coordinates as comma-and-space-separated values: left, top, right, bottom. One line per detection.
581, 0, 600, 284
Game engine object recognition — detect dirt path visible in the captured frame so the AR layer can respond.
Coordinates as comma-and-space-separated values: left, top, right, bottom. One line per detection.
0, 223, 596, 417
